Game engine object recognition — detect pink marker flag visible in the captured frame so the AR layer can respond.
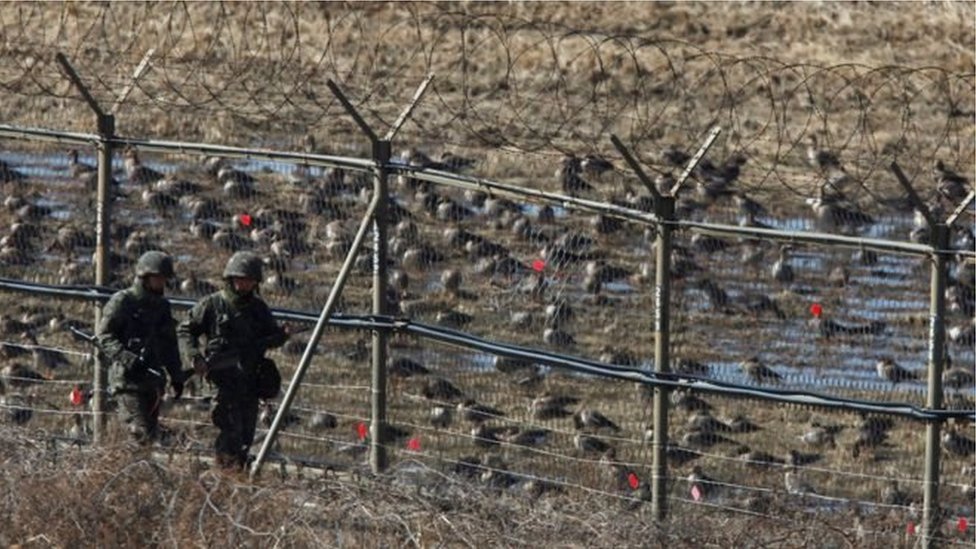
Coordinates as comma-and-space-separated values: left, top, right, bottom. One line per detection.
690, 484, 702, 502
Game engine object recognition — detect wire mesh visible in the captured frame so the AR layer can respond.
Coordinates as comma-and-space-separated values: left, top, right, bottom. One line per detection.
0, 2, 974, 544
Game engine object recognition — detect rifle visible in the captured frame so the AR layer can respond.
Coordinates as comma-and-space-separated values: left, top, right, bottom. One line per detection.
68, 326, 193, 384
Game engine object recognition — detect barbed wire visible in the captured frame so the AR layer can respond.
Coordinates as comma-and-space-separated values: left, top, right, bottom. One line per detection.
0, 3, 972, 206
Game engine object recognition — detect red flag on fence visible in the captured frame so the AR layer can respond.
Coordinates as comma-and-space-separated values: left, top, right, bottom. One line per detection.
69, 385, 84, 406
627, 472, 639, 490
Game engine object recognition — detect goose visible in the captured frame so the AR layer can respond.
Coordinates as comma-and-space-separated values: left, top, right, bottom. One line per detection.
67, 149, 96, 179
799, 422, 841, 449
123, 147, 164, 185
573, 409, 621, 433
559, 155, 594, 196
875, 357, 917, 385
421, 377, 464, 402
22, 331, 72, 372
429, 405, 452, 429
0, 158, 27, 183
934, 159, 970, 202
574, 433, 612, 454
771, 245, 795, 285
784, 468, 817, 495
806, 134, 841, 172
740, 356, 782, 384
580, 154, 615, 178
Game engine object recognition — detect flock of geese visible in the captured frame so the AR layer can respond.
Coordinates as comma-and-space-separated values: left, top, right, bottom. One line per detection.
0, 134, 973, 508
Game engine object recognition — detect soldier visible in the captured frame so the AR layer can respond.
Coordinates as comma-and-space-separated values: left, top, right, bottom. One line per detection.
177, 251, 290, 471
97, 250, 184, 445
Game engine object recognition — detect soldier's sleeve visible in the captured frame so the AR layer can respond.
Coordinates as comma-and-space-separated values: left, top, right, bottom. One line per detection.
255, 300, 287, 351
95, 291, 130, 364
178, 297, 210, 363
158, 300, 182, 381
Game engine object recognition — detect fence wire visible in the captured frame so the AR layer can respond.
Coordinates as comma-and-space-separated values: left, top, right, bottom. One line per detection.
0, 2, 974, 546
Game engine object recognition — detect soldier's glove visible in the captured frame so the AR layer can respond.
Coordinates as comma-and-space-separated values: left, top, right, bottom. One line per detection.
171, 381, 184, 400
192, 354, 209, 377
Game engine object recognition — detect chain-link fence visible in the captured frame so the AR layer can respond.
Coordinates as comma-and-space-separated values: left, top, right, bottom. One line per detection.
0, 3, 974, 547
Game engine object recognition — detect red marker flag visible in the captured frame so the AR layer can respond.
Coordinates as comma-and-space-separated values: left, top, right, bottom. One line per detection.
69, 385, 84, 406
810, 303, 823, 318
532, 259, 546, 272
627, 472, 639, 490
406, 438, 421, 452
958, 517, 969, 533
356, 422, 368, 441
907, 521, 916, 536
239, 213, 253, 227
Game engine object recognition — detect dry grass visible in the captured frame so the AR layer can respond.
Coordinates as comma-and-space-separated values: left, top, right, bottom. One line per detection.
4, 423, 963, 549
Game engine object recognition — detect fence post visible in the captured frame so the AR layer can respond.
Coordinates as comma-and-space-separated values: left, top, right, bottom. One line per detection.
92, 113, 115, 444
55, 52, 117, 444
54, 49, 154, 444
890, 164, 976, 548
322, 76, 433, 474
370, 138, 392, 472
922, 222, 949, 548
923, 191, 973, 547
610, 135, 670, 519
250, 191, 384, 478
612, 128, 720, 520
651, 194, 675, 520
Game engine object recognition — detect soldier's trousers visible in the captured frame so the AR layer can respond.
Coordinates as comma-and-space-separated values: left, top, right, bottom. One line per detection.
211, 375, 259, 470
116, 386, 164, 445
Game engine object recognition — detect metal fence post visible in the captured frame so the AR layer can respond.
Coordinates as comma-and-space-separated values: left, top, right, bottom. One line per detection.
651, 195, 674, 520
54, 49, 154, 445
370, 139, 392, 473
326, 76, 433, 474
921, 222, 950, 547
92, 113, 115, 443
613, 128, 720, 520
55, 52, 118, 444
250, 190, 385, 478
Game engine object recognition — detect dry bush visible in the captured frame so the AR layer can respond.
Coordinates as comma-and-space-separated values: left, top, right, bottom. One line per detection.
2, 424, 954, 548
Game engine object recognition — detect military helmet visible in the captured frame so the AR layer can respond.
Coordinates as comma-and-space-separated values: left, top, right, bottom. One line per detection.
223, 251, 263, 280
134, 250, 175, 278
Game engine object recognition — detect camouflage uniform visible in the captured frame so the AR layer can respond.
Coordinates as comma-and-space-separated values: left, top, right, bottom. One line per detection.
97, 251, 182, 444
177, 252, 287, 470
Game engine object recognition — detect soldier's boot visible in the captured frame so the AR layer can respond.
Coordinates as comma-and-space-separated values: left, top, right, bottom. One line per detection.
215, 452, 246, 475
